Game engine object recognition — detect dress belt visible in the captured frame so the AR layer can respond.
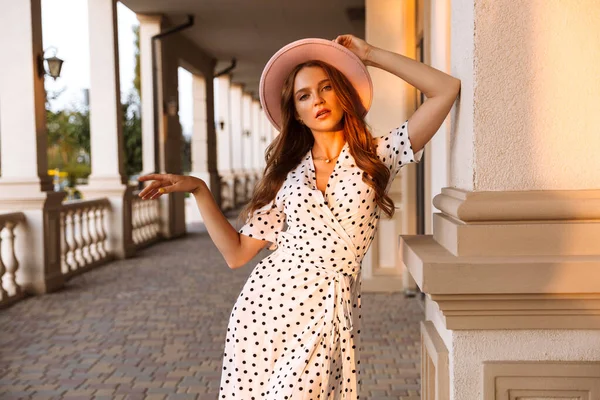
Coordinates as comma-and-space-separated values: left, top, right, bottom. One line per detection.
276, 243, 359, 398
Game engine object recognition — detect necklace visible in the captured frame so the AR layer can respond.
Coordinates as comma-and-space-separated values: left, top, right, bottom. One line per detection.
313, 155, 339, 163
312, 148, 342, 163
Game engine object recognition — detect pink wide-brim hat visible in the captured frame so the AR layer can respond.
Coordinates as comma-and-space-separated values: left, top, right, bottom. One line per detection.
259, 38, 373, 132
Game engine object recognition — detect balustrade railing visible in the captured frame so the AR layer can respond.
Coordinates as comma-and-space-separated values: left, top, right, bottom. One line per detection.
131, 190, 161, 248
0, 212, 26, 308
58, 199, 112, 279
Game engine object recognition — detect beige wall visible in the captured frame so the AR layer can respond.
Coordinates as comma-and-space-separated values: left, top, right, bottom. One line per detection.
452, 0, 600, 192
453, 329, 600, 400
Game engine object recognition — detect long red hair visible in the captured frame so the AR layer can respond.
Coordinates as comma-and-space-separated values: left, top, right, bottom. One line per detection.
238, 60, 397, 225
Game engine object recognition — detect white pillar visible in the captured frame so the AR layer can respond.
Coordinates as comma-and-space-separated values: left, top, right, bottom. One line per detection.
240, 93, 254, 202
402, 1, 600, 398
230, 84, 244, 206
251, 100, 262, 173
259, 110, 270, 169
0, 0, 52, 191
79, 0, 134, 258
214, 75, 234, 209
230, 84, 244, 173
0, 0, 66, 294
363, 0, 417, 292
137, 14, 163, 175
190, 75, 210, 183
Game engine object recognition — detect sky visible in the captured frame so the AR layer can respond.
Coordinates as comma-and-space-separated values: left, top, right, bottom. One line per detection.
41, 0, 193, 137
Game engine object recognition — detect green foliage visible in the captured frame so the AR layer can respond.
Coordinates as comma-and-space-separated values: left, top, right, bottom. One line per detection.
46, 102, 92, 186
46, 23, 143, 188
122, 91, 143, 177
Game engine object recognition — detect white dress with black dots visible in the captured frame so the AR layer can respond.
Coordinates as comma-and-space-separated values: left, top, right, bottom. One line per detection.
219, 119, 423, 400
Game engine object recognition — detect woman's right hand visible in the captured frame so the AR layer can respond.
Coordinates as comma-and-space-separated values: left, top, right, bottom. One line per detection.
137, 173, 204, 200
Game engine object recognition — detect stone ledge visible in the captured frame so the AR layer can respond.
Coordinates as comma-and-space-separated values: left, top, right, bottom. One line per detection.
433, 187, 600, 222
431, 293, 600, 329
400, 235, 600, 295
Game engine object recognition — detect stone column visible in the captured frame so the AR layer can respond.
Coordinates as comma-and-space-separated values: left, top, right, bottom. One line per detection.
214, 75, 235, 210
229, 84, 244, 207
402, 1, 600, 399
251, 100, 262, 182
0, 0, 66, 294
241, 93, 254, 201
259, 110, 271, 169
157, 35, 185, 238
363, 0, 419, 292
78, 0, 135, 258
137, 15, 186, 238
137, 14, 163, 176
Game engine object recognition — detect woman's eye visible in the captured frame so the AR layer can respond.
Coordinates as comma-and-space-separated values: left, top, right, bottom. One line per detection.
323, 85, 332, 91
299, 94, 308, 100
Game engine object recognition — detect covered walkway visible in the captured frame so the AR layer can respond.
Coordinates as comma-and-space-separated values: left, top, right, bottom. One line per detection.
0, 213, 422, 400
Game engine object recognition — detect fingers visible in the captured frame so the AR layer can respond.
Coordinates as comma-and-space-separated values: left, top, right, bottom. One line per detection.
138, 173, 163, 182
138, 180, 164, 199
334, 34, 352, 45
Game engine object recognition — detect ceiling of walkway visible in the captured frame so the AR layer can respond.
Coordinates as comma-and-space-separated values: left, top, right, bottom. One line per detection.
122, 0, 365, 97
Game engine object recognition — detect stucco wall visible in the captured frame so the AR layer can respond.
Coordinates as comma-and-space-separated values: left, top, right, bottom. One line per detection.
452, 0, 600, 192
451, 329, 600, 400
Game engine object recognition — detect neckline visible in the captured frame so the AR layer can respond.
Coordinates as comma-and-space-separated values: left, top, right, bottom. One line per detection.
308, 141, 348, 198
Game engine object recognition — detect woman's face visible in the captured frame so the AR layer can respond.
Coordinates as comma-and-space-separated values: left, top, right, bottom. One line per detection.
293, 66, 344, 132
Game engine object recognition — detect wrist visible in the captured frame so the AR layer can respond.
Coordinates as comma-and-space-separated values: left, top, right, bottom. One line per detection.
364, 45, 381, 67
364, 45, 377, 67
191, 180, 207, 197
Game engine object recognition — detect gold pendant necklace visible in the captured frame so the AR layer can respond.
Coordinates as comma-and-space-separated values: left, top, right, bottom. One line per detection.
312, 149, 342, 163
313, 155, 338, 163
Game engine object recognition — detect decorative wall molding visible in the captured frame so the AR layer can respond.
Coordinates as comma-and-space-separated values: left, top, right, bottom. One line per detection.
421, 321, 449, 400
483, 361, 600, 400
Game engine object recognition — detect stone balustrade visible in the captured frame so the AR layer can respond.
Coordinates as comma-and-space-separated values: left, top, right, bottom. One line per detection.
131, 190, 161, 248
0, 212, 26, 309
58, 199, 113, 279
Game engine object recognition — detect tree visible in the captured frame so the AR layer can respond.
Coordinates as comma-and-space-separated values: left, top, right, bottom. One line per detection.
45, 23, 144, 188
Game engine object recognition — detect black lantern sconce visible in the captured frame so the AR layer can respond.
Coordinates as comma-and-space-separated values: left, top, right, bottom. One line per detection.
38, 47, 64, 80
243, 129, 251, 137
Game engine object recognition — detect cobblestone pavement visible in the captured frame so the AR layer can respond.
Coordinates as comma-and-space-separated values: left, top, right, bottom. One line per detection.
0, 211, 423, 400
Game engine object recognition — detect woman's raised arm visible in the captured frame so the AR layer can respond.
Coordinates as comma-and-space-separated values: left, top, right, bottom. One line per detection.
335, 34, 461, 155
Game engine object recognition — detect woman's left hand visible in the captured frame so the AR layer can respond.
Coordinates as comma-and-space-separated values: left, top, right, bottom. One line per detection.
333, 34, 373, 66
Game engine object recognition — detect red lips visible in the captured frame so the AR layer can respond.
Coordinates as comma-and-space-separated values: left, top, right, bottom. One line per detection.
315, 108, 331, 118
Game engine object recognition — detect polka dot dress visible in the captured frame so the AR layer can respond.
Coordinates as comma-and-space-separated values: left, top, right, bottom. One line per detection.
219, 119, 423, 399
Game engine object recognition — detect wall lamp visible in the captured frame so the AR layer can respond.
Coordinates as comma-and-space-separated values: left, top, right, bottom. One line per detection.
38, 47, 64, 80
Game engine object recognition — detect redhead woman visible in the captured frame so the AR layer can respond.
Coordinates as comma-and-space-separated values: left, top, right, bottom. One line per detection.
138, 34, 460, 399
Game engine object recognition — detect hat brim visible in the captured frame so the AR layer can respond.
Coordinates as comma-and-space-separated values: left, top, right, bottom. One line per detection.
259, 38, 373, 132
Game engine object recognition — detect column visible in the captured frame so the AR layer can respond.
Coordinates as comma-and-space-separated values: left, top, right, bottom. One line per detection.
79, 0, 135, 258
137, 15, 186, 237
137, 14, 163, 176
229, 84, 244, 206
214, 75, 235, 210
363, 0, 418, 292
0, 0, 66, 294
251, 100, 262, 178
190, 74, 220, 203
402, 1, 600, 399
241, 93, 254, 201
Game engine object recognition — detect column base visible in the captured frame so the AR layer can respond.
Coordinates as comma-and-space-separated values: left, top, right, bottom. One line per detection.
402, 187, 600, 400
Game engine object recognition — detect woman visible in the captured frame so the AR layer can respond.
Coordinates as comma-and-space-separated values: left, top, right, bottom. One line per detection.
138, 34, 460, 399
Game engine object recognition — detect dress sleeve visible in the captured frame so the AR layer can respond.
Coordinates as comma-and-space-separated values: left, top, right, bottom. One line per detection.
238, 198, 286, 251
376, 118, 424, 187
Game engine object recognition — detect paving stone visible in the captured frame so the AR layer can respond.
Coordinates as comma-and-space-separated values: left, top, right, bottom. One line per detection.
0, 216, 423, 398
